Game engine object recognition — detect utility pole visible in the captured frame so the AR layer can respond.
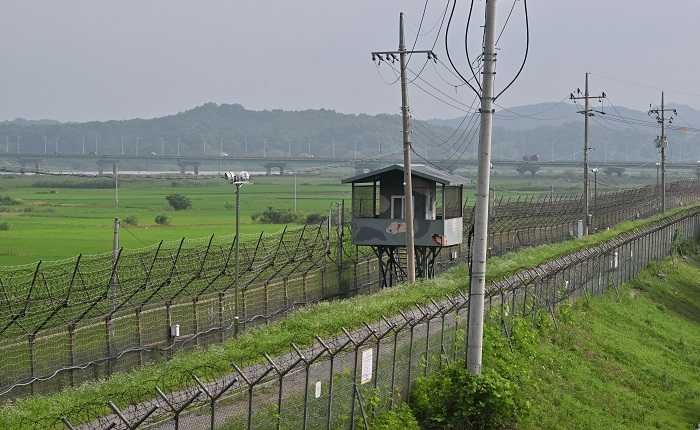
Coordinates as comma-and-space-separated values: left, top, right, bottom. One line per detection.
591, 168, 598, 230
82, 136, 86, 154
372, 13, 436, 284
293, 172, 297, 213
649, 92, 676, 212
570, 73, 606, 235
111, 161, 120, 313
466, 0, 498, 375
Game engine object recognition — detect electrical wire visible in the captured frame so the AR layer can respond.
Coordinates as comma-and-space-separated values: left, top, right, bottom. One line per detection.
494, 0, 529, 101
445, 0, 481, 97
406, 0, 430, 68
496, 0, 518, 46
464, 0, 483, 93
408, 0, 452, 84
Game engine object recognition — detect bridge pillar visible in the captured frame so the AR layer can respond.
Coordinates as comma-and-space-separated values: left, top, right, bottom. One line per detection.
265, 166, 272, 176
112, 162, 118, 187
193, 163, 200, 177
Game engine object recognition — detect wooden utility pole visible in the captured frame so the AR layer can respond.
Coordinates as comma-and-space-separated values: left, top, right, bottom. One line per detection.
649, 92, 677, 212
371, 13, 436, 284
570, 74, 606, 235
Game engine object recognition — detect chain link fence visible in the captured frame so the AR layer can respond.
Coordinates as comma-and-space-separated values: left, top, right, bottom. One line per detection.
0, 180, 698, 399
52, 206, 700, 430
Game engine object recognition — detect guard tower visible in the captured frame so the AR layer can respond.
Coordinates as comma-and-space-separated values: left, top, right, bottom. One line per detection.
343, 164, 467, 287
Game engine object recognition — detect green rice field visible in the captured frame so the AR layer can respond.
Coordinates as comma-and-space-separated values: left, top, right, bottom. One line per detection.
0, 174, 350, 265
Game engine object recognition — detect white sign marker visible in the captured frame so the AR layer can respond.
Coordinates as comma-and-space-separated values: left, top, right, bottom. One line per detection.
314, 381, 322, 398
361, 349, 373, 384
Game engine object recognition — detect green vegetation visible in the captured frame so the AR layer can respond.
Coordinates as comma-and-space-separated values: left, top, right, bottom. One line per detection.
154, 214, 170, 225
123, 215, 138, 226
251, 206, 299, 224
374, 255, 700, 429
0, 222, 9, 231
165, 193, 192, 210
519, 256, 700, 428
0, 209, 694, 429
368, 404, 421, 430
411, 364, 525, 429
0, 175, 350, 265
0, 195, 20, 206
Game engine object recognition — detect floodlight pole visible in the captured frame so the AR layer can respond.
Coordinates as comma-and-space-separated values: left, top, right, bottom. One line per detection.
235, 182, 242, 321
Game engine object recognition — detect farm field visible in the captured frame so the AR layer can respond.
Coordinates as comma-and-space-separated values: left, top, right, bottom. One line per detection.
0, 174, 350, 265
0, 170, 656, 265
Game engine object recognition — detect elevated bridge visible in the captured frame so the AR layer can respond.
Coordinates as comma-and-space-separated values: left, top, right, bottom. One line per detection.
0, 152, 697, 177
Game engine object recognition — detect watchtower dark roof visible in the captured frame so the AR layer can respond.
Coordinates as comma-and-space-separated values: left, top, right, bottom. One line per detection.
342, 164, 469, 186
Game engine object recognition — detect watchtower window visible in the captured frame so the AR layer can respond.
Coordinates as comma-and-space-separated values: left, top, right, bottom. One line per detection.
391, 195, 405, 219
352, 183, 375, 218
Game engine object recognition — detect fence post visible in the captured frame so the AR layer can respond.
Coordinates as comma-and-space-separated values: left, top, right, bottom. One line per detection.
302, 273, 308, 303
218, 292, 225, 343
193, 298, 200, 347
136, 307, 144, 367
264, 282, 270, 325
105, 317, 113, 377
166, 301, 174, 359
28, 334, 36, 395
68, 325, 76, 387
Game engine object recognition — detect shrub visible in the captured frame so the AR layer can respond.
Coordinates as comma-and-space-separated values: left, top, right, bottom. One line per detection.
154, 214, 170, 225
0, 222, 10, 231
124, 215, 138, 226
368, 404, 421, 430
410, 363, 525, 430
166, 194, 192, 210
0, 195, 20, 206
304, 213, 325, 225
251, 207, 300, 224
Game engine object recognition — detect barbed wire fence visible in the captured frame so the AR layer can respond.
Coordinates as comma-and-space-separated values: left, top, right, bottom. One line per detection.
50, 205, 700, 430
0, 180, 698, 400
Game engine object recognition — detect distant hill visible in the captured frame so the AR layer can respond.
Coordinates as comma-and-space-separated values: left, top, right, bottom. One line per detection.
430, 101, 700, 163
0, 103, 441, 159
1, 101, 699, 164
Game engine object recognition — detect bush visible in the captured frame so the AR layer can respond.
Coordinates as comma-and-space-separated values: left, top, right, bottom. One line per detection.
154, 214, 170, 225
0, 195, 20, 206
410, 363, 525, 430
304, 213, 325, 225
0, 222, 10, 231
368, 404, 421, 430
251, 207, 300, 224
124, 215, 138, 226
166, 194, 192, 210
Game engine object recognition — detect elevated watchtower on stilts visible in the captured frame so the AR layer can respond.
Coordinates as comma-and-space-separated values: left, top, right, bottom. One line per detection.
343, 164, 467, 288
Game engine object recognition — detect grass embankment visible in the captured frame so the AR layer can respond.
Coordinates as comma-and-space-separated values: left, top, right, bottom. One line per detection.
399, 254, 700, 429
0, 206, 695, 428
507, 255, 700, 429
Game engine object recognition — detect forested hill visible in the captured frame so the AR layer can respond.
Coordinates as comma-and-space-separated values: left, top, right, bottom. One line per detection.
0, 104, 419, 159
2, 101, 700, 162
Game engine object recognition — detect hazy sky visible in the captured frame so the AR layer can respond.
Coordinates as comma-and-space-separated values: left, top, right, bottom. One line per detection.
1, 0, 699, 122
